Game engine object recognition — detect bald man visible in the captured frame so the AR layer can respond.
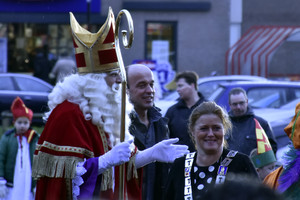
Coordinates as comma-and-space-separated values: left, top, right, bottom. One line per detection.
127, 64, 170, 200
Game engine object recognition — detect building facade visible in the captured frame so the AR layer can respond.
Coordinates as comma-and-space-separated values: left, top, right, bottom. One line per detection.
0, 0, 300, 83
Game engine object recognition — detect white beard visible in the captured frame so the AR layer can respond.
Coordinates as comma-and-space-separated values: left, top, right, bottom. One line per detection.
45, 73, 133, 147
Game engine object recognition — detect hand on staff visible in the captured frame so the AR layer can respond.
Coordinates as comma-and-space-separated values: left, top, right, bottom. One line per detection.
98, 139, 133, 174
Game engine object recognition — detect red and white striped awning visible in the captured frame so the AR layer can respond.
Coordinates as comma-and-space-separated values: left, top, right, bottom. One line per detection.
225, 26, 300, 77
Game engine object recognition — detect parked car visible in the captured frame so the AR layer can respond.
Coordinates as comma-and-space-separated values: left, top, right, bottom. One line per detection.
208, 80, 300, 150
254, 98, 300, 145
0, 73, 53, 125
155, 75, 267, 115
209, 81, 300, 111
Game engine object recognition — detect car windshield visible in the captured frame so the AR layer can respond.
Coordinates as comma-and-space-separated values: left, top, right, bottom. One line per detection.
198, 81, 227, 98
250, 93, 280, 108
208, 87, 225, 101
280, 98, 300, 109
0, 77, 14, 90
15, 77, 51, 92
249, 87, 300, 109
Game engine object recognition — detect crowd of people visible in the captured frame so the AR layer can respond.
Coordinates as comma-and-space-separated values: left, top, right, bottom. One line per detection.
0, 6, 298, 200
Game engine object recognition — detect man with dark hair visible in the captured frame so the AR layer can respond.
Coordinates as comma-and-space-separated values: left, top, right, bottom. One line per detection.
165, 71, 206, 151
226, 87, 277, 155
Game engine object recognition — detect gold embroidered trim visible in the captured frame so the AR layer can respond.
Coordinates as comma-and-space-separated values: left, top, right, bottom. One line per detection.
97, 126, 113, 191
65, 178, 73, 200
101, 168, 113, 191
32, 152, 83, 179
35, 141, 94, 158
97, 126, 109, 153
27, 130, 35, 143
127, 153, 138, 181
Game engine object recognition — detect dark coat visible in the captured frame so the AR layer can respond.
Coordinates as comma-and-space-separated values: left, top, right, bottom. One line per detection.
165, 92, 206, 151
33, 51, 51, 83
164, 149, 259, 200
0, 128, 39, 190
227, 106, 278, 155
129, 106, 169, 200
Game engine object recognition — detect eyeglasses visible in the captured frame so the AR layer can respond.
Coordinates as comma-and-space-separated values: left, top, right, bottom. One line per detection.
230, 101, 246, 107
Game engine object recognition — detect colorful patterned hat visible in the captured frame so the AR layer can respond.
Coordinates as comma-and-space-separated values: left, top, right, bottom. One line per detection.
11, 97, 33, 122
251, 118, 276, 168
70, 7, 119, 74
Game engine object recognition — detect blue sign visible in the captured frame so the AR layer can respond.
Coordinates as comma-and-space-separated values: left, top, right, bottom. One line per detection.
132, 59, 176, 99
0, 0, 100, 13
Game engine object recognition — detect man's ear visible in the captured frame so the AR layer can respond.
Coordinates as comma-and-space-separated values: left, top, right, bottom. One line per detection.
191, 82, 196, 90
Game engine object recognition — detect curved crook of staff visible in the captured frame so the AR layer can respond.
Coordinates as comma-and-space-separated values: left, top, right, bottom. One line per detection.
115, 9, 134, 142
115, 9, 134, 200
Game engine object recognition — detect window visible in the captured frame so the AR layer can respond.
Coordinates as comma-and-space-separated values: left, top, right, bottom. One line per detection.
0, 77, 14, 90
146, 22, 177, 70
198, 81, 229, 99
248, 87, 300, 108
15, 77, 50, 92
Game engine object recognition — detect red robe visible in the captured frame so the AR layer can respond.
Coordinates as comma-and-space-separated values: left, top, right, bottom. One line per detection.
32, 100, 142, 200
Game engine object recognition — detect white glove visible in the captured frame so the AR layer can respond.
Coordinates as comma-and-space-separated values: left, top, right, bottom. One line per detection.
0, 179, 7, 199
135, 138, 189, 168
98, 139, 133, 174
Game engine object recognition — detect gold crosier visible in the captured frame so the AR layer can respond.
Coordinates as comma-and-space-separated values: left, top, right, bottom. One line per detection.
115, 9, 134, 200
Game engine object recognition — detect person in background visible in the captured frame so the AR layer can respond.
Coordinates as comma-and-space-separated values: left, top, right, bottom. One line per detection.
127, 64, 171, 200
48, 49, 77, 84
264, 102, 300, 200
0, 97, 39, 200
165, 71, 206, 152
250, 147, 277, 180
226, 87, 277, 156
164, 101, 258, 200
33, 45, 52, 83
32, 9, 189, 200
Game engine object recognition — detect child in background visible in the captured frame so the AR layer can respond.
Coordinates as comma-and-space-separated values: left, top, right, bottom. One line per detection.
0, 97, 39, 200
249, 116, 277, 181
250, 148, 277, 180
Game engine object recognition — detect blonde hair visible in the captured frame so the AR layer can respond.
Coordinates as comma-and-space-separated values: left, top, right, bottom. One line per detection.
188, 101, 232, 148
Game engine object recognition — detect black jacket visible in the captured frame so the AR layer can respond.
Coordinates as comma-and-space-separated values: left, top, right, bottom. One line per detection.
227, 106, 278, 155
165, 92, 206, 151
129, 106, 169, 200
0, 128, 39, 191
164, 149, 259, 200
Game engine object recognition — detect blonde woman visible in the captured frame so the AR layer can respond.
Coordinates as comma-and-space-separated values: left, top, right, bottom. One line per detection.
164, 101, 259, 199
